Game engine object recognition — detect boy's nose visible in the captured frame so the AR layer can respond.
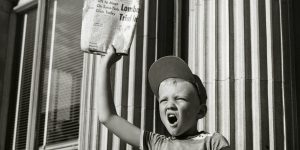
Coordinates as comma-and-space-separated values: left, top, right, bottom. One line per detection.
166, 101, 177, 110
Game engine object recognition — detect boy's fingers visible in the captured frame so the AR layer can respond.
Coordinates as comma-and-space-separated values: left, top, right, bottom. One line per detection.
103, 45, 115, 61
103, 45, 122, 65
107, 45, 116, 55
111, 44, 117, 53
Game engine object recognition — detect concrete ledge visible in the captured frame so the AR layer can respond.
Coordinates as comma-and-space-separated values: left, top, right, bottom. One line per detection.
13, 0, 37, 13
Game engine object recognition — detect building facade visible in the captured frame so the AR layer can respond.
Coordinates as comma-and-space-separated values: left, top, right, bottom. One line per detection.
0, 0, 299, 150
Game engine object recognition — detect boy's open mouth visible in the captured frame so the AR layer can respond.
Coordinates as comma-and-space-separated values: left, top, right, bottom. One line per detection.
167, 114, 178, 124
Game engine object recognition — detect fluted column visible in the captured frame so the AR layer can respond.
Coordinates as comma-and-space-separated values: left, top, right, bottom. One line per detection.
188, 0, 296, 150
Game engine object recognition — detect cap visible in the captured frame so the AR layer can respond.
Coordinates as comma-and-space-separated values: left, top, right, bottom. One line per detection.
148, 56, 207, 104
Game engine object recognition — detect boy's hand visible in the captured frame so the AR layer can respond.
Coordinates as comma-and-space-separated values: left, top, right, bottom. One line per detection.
99, 45, 122, 68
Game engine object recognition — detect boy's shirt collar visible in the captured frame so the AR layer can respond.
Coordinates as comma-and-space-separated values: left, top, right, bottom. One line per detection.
169, 131, 212, 140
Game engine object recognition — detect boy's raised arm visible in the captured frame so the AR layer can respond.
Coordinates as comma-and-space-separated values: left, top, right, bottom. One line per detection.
95, 45, 141, 147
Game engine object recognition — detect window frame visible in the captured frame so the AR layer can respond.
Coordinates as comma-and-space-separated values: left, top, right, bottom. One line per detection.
12, 1, 42, 150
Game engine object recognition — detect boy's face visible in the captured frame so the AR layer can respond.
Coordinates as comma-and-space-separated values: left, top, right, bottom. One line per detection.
158, 78, 204, 137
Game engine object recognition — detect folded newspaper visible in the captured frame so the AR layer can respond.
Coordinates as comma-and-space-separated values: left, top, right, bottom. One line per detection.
81, 0, 141, 55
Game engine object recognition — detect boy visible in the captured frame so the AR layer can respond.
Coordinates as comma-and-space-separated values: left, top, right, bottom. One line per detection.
96, 45, 230, 150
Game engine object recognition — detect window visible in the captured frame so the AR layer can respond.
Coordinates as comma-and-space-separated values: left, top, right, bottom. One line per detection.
37, 0, 83, 147
12, 7, 37, 150
10, 0, 84, 149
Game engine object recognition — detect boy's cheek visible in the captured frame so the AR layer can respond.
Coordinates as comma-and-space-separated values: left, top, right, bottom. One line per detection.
159, 111, 167, 122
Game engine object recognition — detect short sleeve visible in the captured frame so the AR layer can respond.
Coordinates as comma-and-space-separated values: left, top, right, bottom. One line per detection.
140, 131, 166, 150
211, 133, 230, 150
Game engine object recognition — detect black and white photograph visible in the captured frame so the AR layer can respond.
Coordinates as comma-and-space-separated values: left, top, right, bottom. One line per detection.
0, 0, 299, 149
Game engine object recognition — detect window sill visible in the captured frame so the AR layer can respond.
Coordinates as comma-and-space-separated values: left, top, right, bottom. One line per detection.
39, 139, 78, 150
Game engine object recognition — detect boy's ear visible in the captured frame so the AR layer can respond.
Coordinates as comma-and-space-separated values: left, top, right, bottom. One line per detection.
197, 104, 207, 119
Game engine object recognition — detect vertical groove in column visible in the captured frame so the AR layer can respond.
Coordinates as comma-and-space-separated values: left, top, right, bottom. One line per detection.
150, 0, 159, 134
279, 1, 288, 149
233, 0, 246, 149
197, 0, 206, 83
188, 0, 198, 72
134, 0, 146, 136
196, 0, 206, 131
174, 0, 181, 56
272, 1, 284, 150
228, 0, 236, 148
280, 0, 295, 149
100, 124, 109, 150
244, 0, 254, 149
265, 0, 275, 149
126, 36, 137, 150
205, 0, 217, 133
216, 0, 230, 141
250, 0, 262, 149
141, 0, 149, 132
89, 54, 98, 150
258, 0, 270, 149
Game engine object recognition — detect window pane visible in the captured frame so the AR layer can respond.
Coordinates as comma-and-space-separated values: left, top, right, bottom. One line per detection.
37, 0, 83, 146
14, 9, 37, 150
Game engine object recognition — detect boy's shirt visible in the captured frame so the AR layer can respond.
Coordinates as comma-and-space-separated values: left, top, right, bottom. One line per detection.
140, 131, 229, 150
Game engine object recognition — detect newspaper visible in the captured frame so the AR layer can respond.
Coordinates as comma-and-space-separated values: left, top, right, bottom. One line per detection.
81, 0, 141, 55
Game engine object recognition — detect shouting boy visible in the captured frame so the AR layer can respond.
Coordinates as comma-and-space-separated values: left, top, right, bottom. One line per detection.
96, 46, 230, 150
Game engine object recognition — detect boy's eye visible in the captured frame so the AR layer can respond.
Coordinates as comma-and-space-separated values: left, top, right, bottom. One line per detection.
159, 99, 167, 103
175, 97, 186, 101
